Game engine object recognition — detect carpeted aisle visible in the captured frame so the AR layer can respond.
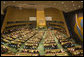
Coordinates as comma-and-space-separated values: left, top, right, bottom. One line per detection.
37, 31, 46, 56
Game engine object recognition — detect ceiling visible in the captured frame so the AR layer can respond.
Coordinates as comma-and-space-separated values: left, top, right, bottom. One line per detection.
1, 1, 83, 15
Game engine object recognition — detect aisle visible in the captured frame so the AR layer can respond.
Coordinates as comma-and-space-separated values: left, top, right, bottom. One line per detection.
3, 41, 18, 54
51, 30, 69, 56
37, 31, 46, 56
51, 30, 64, 49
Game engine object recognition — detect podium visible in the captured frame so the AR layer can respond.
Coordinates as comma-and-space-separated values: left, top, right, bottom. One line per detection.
36, 8, 46, 28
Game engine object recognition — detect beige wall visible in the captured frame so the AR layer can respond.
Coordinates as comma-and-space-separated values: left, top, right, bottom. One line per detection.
45, 8, 64, 21
7, 7, 36, 22
1, 7, 36, 33
45, 8, 70, 37
36, 9, 46, 27
1, 7, 70, 37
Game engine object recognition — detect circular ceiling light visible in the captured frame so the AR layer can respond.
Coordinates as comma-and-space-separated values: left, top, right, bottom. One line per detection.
13, 1, 16, 2
72, 1, 74, 3
3, 1, 6, 4
81, 1, 83, 3
62, 2, 64, 4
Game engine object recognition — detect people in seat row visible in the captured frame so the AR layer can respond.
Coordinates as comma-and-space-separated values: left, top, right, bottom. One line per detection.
1, 26, 83, 56
43, 31, 57, 49
45, 49, 68, 56
54, 30, 83, 56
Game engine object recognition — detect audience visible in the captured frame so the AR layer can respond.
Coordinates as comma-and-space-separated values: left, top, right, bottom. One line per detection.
1, 26, 83, 56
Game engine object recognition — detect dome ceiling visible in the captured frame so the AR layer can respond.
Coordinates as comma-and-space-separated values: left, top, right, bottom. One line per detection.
1, 1, 83, 15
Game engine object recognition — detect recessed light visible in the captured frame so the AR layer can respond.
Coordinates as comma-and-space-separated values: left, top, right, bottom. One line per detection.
81, 1, 83, 3
13, 1, 16, 2
3, 1, 6, 4
62, 2, 64, 4
72, 1, 74, 2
